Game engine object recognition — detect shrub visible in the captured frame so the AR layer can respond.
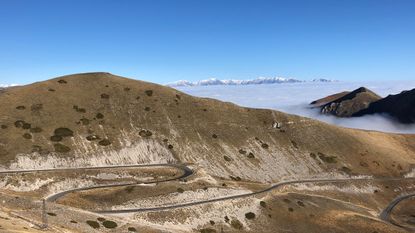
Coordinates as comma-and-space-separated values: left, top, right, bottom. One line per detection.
260, 201, 267, 208
54, 143, 71, 153
145, 90, 153, 96
1, 125, 7, 129
16, 106, 26, 110
223, 156, 232, 162
101, 93, 110, 99
80, 118, 90, 125
245, 212, 256, 219
200, 229, 216, 233
230, 219, 243, 229
30, 127, 43, 133
247, 152, 255, 159
96, 113, 104, 119
14, 120, 25, 128
98, 139, 111, 146
86, 135, 100, 141
22, 123, 31, 129
168, 144, 174, 149
139, 130, 152, 137
128, 227, 137, 232
297, 200, 305, 207
288, 207, 294, 212
261, 143, 269, 149
23, 133, 32, 139
102, 220, 117, 229
50, 135, 62, 142
144, 106, 150, 111
58, 79, 67, 84
209, 220, 215, 225
177, 188, 184, 193
47, 212, 56, 216
239, 149, 247, 154
97, 217, 106, 222
31, 104, 43, 111
318, 152, 337, 163
54, 128, 74, 137
70, 220, 77, 223
86, 220, 100, 229
212, 134, 217, 138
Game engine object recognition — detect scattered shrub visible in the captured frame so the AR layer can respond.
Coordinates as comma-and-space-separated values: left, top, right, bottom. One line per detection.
177, 188, 184, 193
80, 118, 90, 125
209, 220, 215, 225
23, 133, 32, 139
239, 149, 247, 154
341, 166, 352, 173
97, 217, 106, 222
212, 134, 217, 138
58, 79, 67, 84
47, 212, 56, 216
22, 123, 31, 129
139, 130, 152, 137
124, 87, 131, 91
16, 106, 26, 110
96, 113, 104, 119
318, 152, 337, 163
1, 125, 7, 129
224, 216, 230, 223
50, 135, 62, 142
175, 94, 181, 99
54, 143, 71, 153
102, 220, 117, 229
309, 153, 317, 159
73, 105, 86, 113
247, 152, 255, 159
223, 155, 232, 161
30, 127, 43, 133
14, 120, 25, 128
230, 219, 243, 229
261, 143, 269, 149
128, 227, 137, 232
144, 106, 150, 111
230, 176, 241, 181
283, 198, 291, 203
101, 93, 110, 99
98, 139, 111, 146
245, 212, 256, 219
288, 207, 294, 212
145, 90, 153, 96
260, 201, 267, 208
54, 128, 74, 137
48, 88, 55, 92
70, 220, 77, 223
125, 186, 135, 193
168, 144, 173, 149
86, 220, 100, 229
291, 140, 299, 149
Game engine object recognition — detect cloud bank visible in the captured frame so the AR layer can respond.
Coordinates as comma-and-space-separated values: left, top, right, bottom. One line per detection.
176, 80, 415, 134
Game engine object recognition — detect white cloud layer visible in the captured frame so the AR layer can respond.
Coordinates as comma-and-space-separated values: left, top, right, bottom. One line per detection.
176, 80, 415, 134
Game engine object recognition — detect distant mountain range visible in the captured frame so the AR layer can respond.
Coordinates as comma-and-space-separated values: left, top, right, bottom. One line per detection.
167, 77, 337, 87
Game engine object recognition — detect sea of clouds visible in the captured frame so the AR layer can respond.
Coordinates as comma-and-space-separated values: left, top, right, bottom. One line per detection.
176, 80, 415, 134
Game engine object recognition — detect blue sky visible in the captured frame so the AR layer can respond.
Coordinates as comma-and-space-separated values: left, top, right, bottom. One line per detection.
0, 0, 414, 84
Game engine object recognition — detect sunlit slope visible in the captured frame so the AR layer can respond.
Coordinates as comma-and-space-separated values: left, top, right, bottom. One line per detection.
0, 73, 414, 182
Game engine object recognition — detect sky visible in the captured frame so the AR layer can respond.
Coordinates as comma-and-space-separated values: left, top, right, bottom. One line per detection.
1, 0, 415, 84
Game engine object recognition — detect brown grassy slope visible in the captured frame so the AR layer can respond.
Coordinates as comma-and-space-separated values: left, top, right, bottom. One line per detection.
0, 73, 414, 182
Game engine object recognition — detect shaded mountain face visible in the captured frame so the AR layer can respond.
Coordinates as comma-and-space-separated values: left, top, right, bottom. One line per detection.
316, 87, 381, 117
353, 88, 415, 124
0, 73, 414, 182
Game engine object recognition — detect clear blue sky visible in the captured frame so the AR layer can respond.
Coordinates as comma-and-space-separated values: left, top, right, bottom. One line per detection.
1, 0, 414, 84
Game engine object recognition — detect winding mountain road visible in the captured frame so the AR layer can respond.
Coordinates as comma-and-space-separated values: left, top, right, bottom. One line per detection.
1, 164, 414, 231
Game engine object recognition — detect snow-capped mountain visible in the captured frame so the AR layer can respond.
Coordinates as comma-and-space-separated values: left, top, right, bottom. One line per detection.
167, 77, 336, 87
0, 84, 19, 88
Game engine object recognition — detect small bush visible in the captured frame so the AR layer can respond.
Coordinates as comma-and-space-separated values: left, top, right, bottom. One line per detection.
297, 200, 305, 207
261, 143, 269, 149
230, 219, 243, 229
128, 227, 137, 232
139, 130, 152, 137
30, 127, 43, 133
145, 90, 153, 96
144, 106, 150, 111
209, 220, 215, 225
97, 217, 106, 222
70, 220, 77, 223
98, 139, 111, 146
260, 201, 267, 208
101, 93, 110, 99
86, 135, 100, 141
125, 186, 135, 193
54, 143, 71, 153
96, 113, 104, 119
288, 207, 294, 212
50, 135, 63, 142
16, 106, 26, 110
245, 212, 256, 219
22, 123, 31, 129
168, 144, 173, 149
1, 125, 7, 129
124, 87, 131, 91
318, 152, 337, 163
23, 133, 32, 139
58, 79, 67, 84
223, 156, 232, 162
80, 118, 90, 125
47, 212, 56, 216
283, 198, 291, 203
212, 134, 217, 138
102, 220, 117, 229
14, 120, 25, 128
177, 188, 184, 193
224, 216, 230, 223
239, 149, 247, 154
247, 152, 255, 159
86, 220, 100, 229
31, 104, 43, 111
54, 128, 74, 137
